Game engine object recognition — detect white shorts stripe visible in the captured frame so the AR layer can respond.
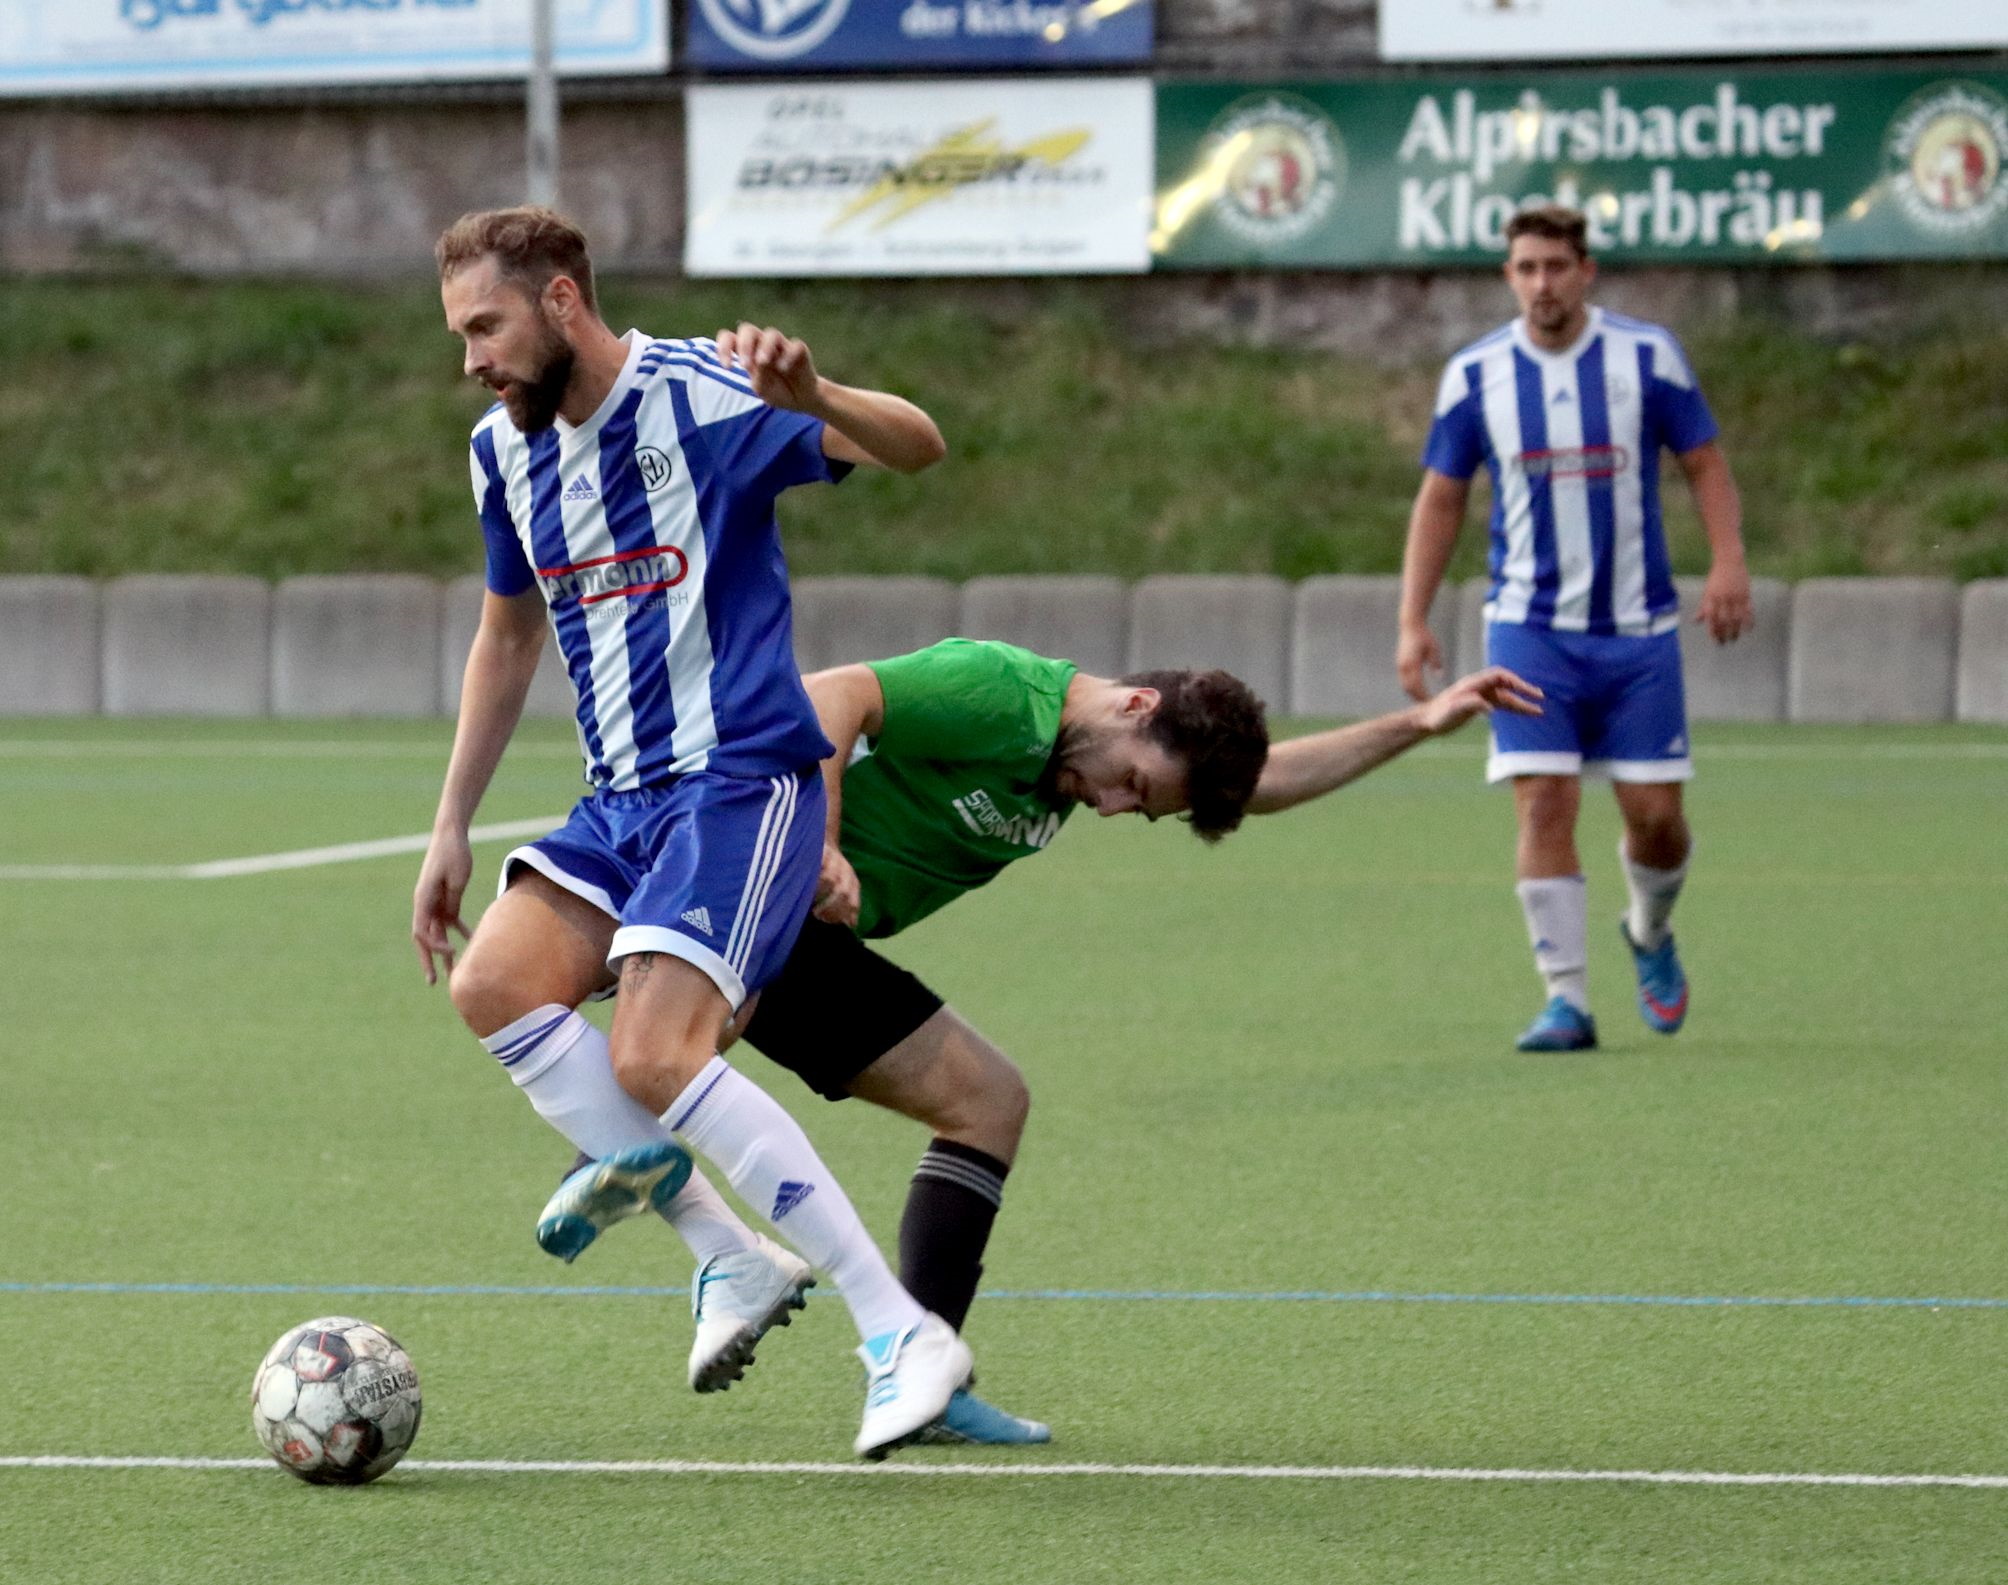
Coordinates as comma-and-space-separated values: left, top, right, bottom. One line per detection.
729, 774, 797, 976
725, 775, 796, 974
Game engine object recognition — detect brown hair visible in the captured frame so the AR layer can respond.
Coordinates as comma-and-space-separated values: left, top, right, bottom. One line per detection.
1505, 203, 1590, 259
435, 206, 598, 313
1123, 669, 1270, 842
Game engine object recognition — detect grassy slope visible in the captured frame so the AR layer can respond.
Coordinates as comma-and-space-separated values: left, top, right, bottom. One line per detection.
0, 277, 2003, 584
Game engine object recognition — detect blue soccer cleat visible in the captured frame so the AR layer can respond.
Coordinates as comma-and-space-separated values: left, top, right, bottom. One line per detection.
1622, 921, 1689, 1034
919, 1388, 1052, 1446
536, 1140, 693, 1263
1515, 996, 1599, 1052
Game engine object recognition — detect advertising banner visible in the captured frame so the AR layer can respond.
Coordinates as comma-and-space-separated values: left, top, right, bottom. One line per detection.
1154, 69, 2008, 268
0, 0, 668, 96
686, 79, 1154, 277
1380, 0, 2008, 62
686, 0, 1152, 71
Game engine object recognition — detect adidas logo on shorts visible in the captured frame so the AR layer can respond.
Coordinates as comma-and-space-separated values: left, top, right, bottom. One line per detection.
680, 905, 714, 936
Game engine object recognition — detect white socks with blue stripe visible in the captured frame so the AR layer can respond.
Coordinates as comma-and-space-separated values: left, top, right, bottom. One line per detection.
1517, 875, 1590, 1012
481, 1005, 754, 1263
665, 1055, 924, 1344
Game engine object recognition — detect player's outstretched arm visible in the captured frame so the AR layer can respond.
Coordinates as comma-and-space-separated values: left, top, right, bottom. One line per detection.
412, 589, 546, 984
1397, 469, 1469, 700
1678, 440, 1753, 645
1245, 667, 1542, 815
714, 322, 946, 474
802, 664, 887, 927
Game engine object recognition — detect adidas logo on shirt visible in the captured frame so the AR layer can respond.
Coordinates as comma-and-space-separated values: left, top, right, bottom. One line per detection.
680, 905, 714, 936
771, 1180, 815, 1221
562, 473, 597, 503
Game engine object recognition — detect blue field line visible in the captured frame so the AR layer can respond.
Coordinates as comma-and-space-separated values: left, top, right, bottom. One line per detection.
0, 1280, 2002, 1310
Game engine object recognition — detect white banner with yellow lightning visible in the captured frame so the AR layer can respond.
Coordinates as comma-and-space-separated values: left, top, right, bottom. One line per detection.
685, 78, 1154, 276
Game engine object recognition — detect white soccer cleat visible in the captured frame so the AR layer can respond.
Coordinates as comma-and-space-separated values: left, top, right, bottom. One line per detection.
687, 1235, 815, 1394
853, 1313, 973, 1461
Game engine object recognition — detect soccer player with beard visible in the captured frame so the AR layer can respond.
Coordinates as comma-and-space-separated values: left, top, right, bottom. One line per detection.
411, 206, 971, 1458
556, 640, 1540, 1442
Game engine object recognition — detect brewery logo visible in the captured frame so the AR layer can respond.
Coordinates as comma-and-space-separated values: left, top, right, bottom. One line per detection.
1203, 94, 1345, 245
1885, 82, 2008, 236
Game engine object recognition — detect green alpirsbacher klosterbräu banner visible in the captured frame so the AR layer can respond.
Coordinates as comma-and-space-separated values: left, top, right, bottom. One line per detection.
1152, 67, 2008, 267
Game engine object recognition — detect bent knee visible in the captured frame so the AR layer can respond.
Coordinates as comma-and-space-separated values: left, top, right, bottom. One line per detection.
448, 948, 535, 1039
945, 1051, 1030, 1156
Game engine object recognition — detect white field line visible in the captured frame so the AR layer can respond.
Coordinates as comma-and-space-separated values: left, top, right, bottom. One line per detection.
0, 817, 561, 882
1, 1454, 2003, 1489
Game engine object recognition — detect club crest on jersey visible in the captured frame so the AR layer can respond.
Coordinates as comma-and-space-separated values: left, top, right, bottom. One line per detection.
635, 447, 675, 492
537, 545, 691, 607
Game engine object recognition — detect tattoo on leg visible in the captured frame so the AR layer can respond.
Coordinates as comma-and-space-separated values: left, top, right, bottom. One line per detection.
623, 952, 659, 992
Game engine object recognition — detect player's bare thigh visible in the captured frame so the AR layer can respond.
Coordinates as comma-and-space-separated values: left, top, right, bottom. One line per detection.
607, 950, 738, 1116
846, 1007, 1030, 1165
449, 870, 617, 1037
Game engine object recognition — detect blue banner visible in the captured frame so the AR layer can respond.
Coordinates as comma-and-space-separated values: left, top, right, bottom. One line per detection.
687, 0, 1152, 72
0, 0, 667, 96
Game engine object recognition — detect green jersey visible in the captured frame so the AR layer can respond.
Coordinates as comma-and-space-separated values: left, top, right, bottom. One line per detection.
843, 639, 1077, 938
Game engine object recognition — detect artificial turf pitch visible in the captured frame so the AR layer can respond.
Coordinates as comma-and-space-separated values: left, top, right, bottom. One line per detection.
2, 717, 2003, 1583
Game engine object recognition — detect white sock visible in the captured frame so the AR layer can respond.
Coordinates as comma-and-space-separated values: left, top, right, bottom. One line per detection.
1516, 876, 1589, 1012
665, 1056, 924, 1344
1621, 842, 1689, 952
482, 1005, 755, 1263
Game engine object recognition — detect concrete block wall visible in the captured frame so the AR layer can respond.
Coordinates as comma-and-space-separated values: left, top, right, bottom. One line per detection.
1955, 581, 2008, 724
101, 575, 271, 716
1, 574, 2001, 727
1128, 575, 1293, 709
272, 575, 441, 718
0, 576, 100, 715
1788, 578, 1960, 725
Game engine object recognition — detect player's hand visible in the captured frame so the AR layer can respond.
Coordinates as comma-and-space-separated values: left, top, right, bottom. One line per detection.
1696, 558, 1754, 645
412, 829, 473, 986
1395, 622, 1444, 702
1417, 666, 1544, 735
812, 840, 861, 929
715, 323, 823, 413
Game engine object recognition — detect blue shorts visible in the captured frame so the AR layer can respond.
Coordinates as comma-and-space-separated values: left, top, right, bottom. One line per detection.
500, 769, 824, 1009
1484, 622, 1692, 785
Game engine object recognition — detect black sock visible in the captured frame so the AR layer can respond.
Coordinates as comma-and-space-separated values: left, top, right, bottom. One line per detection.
897, 1138, 1009, 1332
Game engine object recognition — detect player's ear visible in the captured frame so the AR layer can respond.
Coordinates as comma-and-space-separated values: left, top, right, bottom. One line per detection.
543, 273, 580, 323
1121, 686, 1161, 721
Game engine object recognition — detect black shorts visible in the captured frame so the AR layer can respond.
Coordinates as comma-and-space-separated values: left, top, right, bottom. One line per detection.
739, 916, 945, 1102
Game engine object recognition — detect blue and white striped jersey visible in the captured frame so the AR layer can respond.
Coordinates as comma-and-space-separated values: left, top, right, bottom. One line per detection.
469, 331, 845, 790
1422, 307, 1718, 636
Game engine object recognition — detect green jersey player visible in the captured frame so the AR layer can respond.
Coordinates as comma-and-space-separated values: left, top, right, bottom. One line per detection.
554, 638, 1538, 1442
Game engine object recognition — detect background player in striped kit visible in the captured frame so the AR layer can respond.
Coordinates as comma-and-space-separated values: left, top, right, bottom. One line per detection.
411, 207, 970, 1457
1395, 204, 1754, 1052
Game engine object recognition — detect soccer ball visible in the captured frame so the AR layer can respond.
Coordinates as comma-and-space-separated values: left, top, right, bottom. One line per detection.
249, 1316, 422, 1485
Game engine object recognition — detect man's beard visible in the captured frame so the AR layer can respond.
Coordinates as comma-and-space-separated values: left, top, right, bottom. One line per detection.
1041, 722, 1088, 802
499, 321, 576, 432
